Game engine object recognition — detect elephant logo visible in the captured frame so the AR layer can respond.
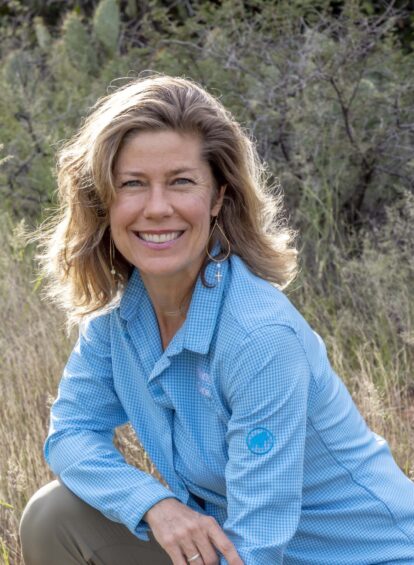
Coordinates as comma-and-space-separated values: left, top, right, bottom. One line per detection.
246, 427, 274, 455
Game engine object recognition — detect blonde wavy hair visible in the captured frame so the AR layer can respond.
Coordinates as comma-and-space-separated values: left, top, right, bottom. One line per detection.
36, 74, 298, 324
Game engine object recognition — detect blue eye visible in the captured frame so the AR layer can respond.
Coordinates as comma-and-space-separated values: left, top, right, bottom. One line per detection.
173, 178, 193, 185
120, 180, 144, 188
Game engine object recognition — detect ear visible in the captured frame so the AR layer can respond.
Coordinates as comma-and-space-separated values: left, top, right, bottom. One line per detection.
211, 184, 227, 217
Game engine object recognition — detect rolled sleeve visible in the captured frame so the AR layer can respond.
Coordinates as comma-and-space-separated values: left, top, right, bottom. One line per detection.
44, 314, 180, 541
220, 324, 311, 564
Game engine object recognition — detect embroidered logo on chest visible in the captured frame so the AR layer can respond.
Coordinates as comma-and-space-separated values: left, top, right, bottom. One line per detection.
196, 366, 213, 399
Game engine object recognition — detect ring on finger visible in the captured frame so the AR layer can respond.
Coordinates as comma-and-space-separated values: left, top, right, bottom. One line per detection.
187, 552, 201, 563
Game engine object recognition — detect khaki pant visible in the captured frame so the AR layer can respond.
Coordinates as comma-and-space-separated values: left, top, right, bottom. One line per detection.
19, 480, 173, 565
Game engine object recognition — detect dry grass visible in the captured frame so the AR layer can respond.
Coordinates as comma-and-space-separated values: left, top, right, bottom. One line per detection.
0, 217, 73, 564
0, 207, 413, 564
0, 216, 169, 564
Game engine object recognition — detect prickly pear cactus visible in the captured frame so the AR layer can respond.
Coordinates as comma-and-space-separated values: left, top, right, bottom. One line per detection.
62, 11, 98, 75
93, 0, 120, 56
34, 17, 52, 51
125, 0, 138, 19
2, 50, 35, 90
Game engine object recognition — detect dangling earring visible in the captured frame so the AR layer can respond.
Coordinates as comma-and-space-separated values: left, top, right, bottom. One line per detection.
109, 236, 117, 279
206, 217, 231, 284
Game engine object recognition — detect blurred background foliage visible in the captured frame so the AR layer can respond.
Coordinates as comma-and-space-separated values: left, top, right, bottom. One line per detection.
0, 1, 413, 562
0, 0, 413, 272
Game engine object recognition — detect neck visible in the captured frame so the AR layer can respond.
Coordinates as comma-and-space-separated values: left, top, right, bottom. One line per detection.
141, 271, 198, 350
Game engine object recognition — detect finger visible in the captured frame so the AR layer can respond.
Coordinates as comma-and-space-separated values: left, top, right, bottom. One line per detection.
193, 529, 219, 565
162, 538, 191, 565
206, 520, 243, 565
191, 533, 219, 565
181, 544, 204, 565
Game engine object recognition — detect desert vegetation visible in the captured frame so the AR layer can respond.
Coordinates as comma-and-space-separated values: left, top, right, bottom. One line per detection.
0, 1, 413, 563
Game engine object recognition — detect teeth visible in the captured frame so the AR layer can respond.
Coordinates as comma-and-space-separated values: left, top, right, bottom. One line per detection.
139, 231, 182, 243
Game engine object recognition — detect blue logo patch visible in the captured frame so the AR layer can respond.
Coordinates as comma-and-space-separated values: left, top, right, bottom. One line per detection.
246, 427, 274, 455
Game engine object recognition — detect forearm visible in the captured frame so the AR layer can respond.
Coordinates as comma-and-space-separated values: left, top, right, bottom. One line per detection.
45, 428, 181, 539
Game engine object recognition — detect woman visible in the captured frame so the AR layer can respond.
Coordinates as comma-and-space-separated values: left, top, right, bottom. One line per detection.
19, 75, 414, 565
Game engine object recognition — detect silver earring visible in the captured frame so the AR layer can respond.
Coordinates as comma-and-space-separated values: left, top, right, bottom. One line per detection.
206, 217, 231, 283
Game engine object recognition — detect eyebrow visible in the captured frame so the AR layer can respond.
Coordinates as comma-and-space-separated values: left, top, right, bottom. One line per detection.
117, 167, 199, 176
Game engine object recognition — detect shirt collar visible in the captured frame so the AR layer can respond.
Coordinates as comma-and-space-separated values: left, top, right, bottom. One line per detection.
119, 268, 147, 321
119, 248, 229, 356
181, 256, 228, 355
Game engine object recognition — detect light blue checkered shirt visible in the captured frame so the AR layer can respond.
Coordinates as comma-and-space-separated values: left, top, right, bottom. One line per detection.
45, 255, 414, 564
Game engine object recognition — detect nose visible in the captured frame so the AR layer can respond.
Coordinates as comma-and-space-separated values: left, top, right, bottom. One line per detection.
143, 185, 173, 219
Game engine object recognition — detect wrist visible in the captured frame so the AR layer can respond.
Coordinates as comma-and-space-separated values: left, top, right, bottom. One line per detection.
143, 497, 177, 526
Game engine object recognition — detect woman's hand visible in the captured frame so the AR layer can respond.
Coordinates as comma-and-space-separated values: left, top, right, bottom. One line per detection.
144, 498, 243, 565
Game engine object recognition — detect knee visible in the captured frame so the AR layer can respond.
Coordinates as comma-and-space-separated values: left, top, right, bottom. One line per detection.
19, 480, 80, 564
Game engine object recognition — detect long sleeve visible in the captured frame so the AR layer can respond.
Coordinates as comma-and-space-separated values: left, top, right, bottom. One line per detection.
44, 314, 180, 541
220, 324, 311, 564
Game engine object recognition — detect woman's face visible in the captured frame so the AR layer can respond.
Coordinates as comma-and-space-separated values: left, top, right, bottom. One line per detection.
110, 129, 225, 285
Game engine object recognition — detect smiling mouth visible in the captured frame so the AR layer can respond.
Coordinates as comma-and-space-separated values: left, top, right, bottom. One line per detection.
136, 231, 184, 243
